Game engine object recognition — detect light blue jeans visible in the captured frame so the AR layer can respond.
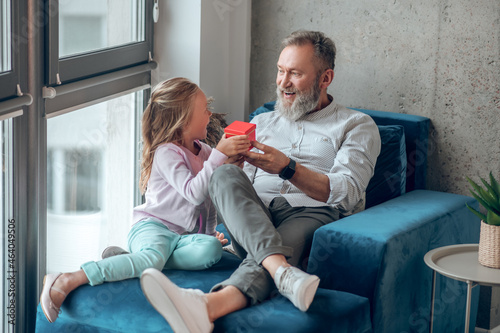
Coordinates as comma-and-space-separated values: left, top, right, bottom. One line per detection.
81, 218, 222, 286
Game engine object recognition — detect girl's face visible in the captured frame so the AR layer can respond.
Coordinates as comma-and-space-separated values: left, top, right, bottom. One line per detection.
183, 89, 212, 142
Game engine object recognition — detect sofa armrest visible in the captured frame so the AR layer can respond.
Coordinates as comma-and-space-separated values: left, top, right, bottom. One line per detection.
307, 189, 480, 333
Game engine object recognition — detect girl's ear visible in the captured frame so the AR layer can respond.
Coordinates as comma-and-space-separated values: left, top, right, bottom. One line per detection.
319, 69, 334, 90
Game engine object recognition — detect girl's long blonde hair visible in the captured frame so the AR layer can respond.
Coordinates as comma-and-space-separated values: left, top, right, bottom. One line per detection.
139, 77, 200, 194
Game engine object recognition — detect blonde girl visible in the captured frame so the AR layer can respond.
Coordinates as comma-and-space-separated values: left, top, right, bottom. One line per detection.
40, 77, 251, 323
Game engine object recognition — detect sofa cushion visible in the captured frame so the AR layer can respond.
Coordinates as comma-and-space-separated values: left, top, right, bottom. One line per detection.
214, 288, 372, 333
365, 125, 406, 208
36, 252, 242, 333
351, 108, 430, 192
35, 251, 372, 333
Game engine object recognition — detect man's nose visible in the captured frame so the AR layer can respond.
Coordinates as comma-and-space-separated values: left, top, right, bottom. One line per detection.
280, 73, 291, 88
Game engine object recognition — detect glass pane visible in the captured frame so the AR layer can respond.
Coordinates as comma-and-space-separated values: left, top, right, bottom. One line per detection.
1, 118, 14, 331
0, 0, 11, 72
59, 0, 145, 58
46, 92, 143, 273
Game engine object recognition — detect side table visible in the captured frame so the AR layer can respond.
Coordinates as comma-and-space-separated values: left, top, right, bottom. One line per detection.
424, 244, 500, 333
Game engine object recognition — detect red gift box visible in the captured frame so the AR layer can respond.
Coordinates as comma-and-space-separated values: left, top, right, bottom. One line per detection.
224, 121, 256, 150
224, 121, 256, 141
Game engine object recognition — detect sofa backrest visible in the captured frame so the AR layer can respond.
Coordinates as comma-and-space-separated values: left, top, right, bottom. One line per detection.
249, 102, 430, 198
351, 108, 430, 193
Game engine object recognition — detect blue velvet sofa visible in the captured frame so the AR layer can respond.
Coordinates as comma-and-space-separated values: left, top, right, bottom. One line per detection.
36, 103, 481, 333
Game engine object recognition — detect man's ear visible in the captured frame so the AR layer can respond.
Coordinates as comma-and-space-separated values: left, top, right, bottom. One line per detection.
319, 69, 334, 90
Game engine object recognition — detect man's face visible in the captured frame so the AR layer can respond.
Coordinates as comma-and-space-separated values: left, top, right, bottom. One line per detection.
275, 44, 322, 120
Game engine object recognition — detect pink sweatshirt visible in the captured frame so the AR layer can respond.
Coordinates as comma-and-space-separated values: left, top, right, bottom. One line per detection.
133, 140, 227, 236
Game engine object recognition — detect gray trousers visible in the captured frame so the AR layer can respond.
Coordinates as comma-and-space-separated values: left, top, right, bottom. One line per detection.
209, 164, 339, 305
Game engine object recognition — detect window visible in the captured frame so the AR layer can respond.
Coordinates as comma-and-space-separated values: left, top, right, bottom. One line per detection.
0, 0, 23, 102
46, 92, 143, 273
59, 0, 144, 58
1, 118, 14, 332
0, 0, 154, 331
43, 0, 152, 274
0, 0, 11, 73
47, 149, 102, 214
47, 0, 151, 86
0, 1, 20, 331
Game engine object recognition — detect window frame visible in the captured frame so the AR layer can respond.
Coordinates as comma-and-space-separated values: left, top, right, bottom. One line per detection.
1, 117, 15, 333
45, 0, 153, 86
1, 1, 154, 331
0, 0, 25, 103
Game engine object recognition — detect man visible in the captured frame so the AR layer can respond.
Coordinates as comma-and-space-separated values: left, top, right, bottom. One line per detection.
140, 30, 381, 333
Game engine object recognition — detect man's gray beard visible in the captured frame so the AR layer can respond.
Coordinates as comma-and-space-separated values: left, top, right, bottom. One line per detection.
275, 81, 322, 121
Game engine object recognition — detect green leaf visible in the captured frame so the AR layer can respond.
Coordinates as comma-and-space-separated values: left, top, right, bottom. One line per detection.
489, 172, 500, 197
467, 176, 499, 212
466, 203, 486, 221
481, 176, 499, 201
487, 210, 500, 226
478, 184, 497, 206
467, 174, 500, 219
469, 189, 495, 213
467, 176, 482, 193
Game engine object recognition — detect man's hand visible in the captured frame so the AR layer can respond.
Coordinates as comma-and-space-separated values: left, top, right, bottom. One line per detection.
241, 140, 290, 174
243, 140, 330, 202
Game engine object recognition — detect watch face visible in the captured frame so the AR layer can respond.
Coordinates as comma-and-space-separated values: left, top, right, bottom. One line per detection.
280, 159, 296, 180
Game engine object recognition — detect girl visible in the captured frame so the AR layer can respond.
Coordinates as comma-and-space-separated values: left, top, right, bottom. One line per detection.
40, 77, 251, 323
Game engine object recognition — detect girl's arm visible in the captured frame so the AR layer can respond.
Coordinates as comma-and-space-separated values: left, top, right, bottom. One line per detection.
155, 144, 227, 205
155, 136, 250, 206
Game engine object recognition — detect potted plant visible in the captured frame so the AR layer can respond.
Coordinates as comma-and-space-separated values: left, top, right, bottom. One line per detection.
466, 172, 500, 268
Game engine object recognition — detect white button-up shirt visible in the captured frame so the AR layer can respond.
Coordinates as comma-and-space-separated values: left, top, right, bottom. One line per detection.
244, 98, 381, 215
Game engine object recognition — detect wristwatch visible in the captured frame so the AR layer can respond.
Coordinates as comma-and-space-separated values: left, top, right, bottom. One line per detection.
279, 158, 296, 180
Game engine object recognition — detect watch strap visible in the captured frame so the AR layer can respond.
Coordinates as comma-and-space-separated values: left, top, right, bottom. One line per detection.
279, 158, 296, 180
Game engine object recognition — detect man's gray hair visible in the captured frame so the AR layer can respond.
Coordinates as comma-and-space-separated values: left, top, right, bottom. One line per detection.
281, 30, 336, 74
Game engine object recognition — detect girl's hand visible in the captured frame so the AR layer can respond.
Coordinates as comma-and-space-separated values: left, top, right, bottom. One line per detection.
216, 231, 228, 246
216, 134, 251, 157
224, 155, 245, 168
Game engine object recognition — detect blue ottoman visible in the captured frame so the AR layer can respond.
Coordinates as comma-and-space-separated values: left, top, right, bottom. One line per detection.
35, 252, 372, 333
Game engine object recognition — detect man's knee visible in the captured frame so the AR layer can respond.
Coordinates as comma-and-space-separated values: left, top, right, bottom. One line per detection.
212, 164, 241, 181
210, 164, 244, 194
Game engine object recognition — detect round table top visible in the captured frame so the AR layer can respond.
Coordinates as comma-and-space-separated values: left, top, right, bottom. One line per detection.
424, 244, 500, 286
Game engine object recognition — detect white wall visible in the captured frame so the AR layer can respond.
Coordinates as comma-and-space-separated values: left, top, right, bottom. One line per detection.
153, 0, 251, 123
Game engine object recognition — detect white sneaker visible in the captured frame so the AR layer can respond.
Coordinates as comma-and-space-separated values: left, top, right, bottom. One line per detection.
140, 268, 214, 333
274, 266, 320, 312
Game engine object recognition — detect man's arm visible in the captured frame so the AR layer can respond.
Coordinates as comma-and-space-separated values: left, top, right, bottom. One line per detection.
242, 141, 330, 202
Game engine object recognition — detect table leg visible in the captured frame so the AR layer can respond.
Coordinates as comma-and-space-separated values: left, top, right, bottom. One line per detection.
430, 270, 436, 333
464, 280, 472, 333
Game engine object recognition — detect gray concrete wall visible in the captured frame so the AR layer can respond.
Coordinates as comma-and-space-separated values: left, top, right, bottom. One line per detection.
250, 0, 500, 197
250, 1, 500, 329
